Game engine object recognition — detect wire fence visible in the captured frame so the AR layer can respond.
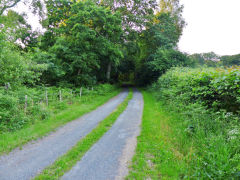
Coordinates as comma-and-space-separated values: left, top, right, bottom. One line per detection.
0, 84, 96, 113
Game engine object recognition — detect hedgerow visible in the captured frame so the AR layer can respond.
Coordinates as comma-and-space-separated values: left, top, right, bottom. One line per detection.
153, 67, 240, 113
0, 84, 117, 132
151, 67, 240, 178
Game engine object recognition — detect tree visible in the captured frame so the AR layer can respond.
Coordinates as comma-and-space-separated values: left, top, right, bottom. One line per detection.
149, 48, 189, 74
145, 12, 180, 55
201, 52, 219, 61
0, 10, 39, 48
43, 0, 73, 29
96, 0, 158, 34
189, 53, 205, 66
0, 0, 44, 16
189, 52, 220, 67
221, 54, 240, 67
158, 0, 185, 35
0, 0, 45, 50
0, 31, 46, 87
0, 0, 21, 15
135, 12, 185, 85
136, 48, 189, 85
40, 0, 123, 85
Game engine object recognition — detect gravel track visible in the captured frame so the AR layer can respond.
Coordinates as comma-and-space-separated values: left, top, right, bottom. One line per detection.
62, 90, 143, 180
0, 90, 128, 180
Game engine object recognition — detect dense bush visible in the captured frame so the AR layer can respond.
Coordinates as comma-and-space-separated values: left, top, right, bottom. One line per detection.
0, 93, 26, 131
0, 84, 117, 132
0, 87, 50, 131
150, 67, 240, 178
0, 32, 46, 87
154, 67, 240, 113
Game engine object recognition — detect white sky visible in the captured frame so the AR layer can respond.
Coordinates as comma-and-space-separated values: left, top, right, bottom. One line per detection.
12, 1, 44, 32
178, 0, 240, 56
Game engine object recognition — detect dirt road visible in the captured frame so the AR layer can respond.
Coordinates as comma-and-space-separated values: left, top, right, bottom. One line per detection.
0, 90, 128, 180
62, 90, 143, 180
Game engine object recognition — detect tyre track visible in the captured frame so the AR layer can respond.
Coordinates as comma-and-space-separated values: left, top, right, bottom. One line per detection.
0, 90, 128, 180
62, 90, 143, 180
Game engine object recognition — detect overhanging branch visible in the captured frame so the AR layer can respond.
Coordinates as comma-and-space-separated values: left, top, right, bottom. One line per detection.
0, 0, 21, 15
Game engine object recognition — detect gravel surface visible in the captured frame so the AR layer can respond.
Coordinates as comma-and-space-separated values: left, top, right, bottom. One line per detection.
62, 90, 143, 180
0, 90, 128, 180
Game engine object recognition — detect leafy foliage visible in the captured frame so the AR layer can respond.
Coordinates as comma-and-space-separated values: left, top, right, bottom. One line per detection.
159, 0, 185, 36
134, 12, 187, 86
0, 10, 39, 48
40, 0, 123, 85
189, 52, 240, 68
0, 0, 44, 17
0, 84, 117, 132
97, 0, 157, 34
0, 0, 21, 15
136, 49, 190, 85
155, 67, 240, 113
0, 93, 26, 131
0, 0, 188, 132
221, 54, 240, 67
189, 52, 221, 67
150, 67, 240, 178
0, 32, 46, 87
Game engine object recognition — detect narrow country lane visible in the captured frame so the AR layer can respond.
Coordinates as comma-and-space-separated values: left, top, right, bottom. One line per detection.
0, 90, 128, 180
62, 90, 143, 180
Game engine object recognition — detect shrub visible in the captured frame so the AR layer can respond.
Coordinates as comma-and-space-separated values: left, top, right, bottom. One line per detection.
150, 67, 240, 178
0, 32, 46, 88
0, 93, 27, 131
0, 84, 117, 132
153, 67, 240, 113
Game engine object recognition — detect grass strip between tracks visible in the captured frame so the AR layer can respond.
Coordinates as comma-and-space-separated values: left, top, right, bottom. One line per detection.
35, 89, 133, 180
126, 91, 189, 179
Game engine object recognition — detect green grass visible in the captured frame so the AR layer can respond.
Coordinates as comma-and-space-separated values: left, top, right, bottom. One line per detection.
127, 91, 191, 180
34, 89, 133, 180
149, 67, 240, 178
0, 88, 120, 155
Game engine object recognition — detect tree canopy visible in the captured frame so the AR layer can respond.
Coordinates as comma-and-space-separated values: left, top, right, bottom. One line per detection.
0, 0, 188, 87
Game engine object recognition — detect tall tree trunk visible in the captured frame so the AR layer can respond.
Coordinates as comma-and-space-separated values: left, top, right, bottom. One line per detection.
106, 62, 111, 81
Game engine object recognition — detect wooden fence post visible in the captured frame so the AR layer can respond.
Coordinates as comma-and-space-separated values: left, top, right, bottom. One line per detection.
45, 90, 48, 106
5, 82, 10, 92
59, 90, 62, 102
80, 87, 82, 98
70, 89, 73, 103
24, 95, 28, 113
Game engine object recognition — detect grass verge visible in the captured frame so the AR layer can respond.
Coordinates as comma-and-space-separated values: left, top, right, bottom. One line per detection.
127, 91, 190, 180
34, 89, 133, 180
0, 88, 120, 155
